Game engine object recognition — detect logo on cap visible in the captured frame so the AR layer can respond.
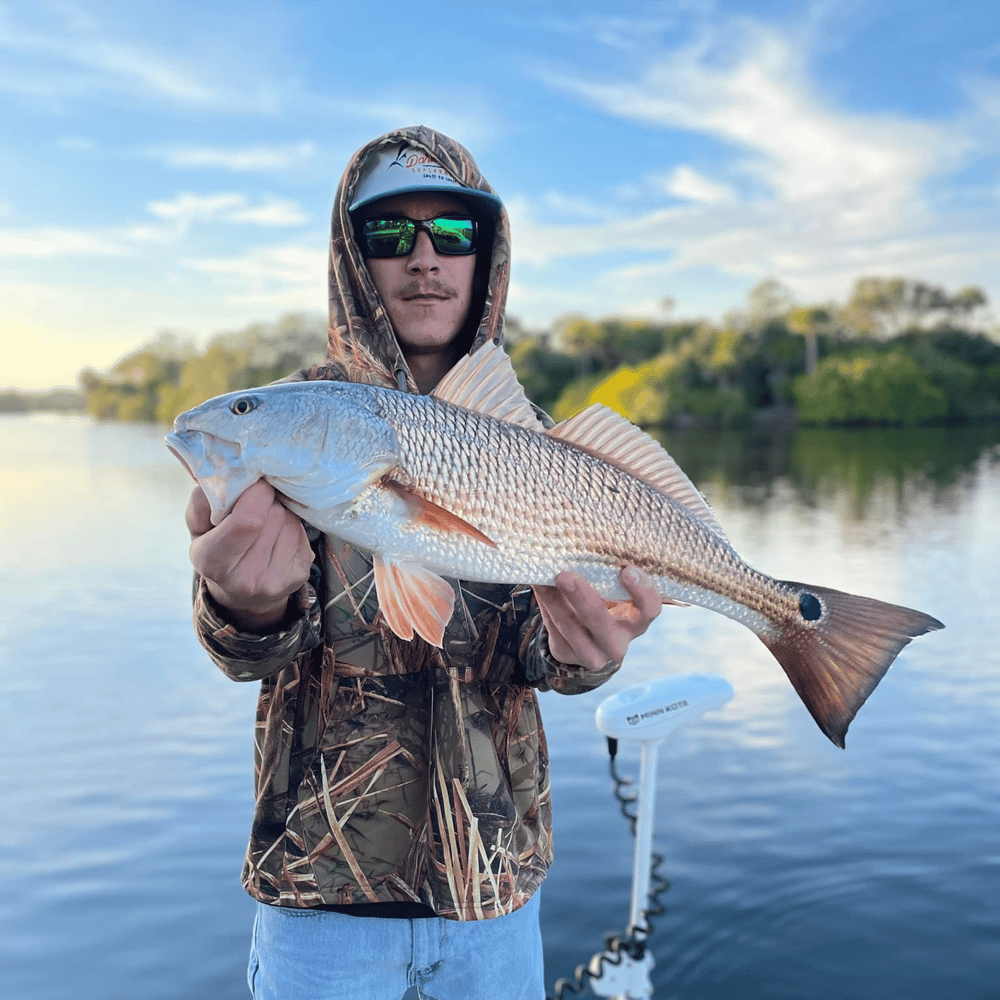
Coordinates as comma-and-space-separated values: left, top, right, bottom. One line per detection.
387, 145, 457, 186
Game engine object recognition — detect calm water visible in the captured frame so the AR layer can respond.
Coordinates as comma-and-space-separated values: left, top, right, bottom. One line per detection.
1, 415, 997, 999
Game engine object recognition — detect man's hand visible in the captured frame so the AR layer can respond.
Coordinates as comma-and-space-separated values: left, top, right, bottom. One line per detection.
186, 480, 314, 632
532, 567, 663, 671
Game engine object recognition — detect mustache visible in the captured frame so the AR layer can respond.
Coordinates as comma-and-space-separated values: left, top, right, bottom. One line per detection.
398, 280, 457, 300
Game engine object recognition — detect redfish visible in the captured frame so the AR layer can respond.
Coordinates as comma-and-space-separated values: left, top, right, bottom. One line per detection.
166, 343, 943, 747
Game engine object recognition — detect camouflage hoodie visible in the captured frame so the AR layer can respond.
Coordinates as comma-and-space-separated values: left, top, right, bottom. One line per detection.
193, 126, 620, 921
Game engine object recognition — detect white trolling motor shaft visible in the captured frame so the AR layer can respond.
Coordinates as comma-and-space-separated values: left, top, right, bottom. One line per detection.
589, 675, 734, 1000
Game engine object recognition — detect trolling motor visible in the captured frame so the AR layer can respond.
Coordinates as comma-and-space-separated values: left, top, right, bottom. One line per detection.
578, 675, 734, 1000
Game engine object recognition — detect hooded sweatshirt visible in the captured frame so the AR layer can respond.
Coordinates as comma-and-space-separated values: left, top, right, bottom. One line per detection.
193, 126, 621, 921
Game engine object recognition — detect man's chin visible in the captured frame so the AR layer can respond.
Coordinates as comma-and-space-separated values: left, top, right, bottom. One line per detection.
394, 323, 465, 354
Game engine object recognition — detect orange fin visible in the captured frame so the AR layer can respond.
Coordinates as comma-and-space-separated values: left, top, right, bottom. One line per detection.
372, 555, 457, 647
763, 583, 944, 748
430, 341, 545, 429
549, 404, 726, 538
383, 479, 497, 548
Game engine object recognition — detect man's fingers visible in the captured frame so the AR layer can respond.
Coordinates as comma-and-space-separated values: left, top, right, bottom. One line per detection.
618, 566, 662, 626
222, 479, 275, 532
533, 568, 665, 670
255, 501, 312, 580
532, 580, 619, 669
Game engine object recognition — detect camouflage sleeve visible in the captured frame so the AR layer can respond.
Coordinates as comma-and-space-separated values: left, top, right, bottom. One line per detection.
516, 594, 622, 695
192, 574, 323, 682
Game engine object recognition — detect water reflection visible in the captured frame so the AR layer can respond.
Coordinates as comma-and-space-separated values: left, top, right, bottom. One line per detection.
654, 422, 999, 518
2, 414, 998, 1000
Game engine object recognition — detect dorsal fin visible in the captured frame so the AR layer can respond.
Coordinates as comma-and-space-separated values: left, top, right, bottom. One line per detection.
431, 341, 545, 429
549, 404, 727, 538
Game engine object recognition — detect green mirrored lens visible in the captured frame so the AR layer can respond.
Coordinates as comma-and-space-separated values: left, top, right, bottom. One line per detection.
427, 218, 475, 254
364, 219, 415, 257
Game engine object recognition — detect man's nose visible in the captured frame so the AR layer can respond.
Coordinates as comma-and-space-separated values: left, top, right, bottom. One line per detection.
405, 229, 439, 271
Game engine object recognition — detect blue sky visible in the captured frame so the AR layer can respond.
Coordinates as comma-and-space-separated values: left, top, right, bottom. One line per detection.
3, 0, 1000, 390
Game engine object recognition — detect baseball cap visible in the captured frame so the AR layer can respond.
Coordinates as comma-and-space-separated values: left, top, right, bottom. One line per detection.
350, 143, 503, 218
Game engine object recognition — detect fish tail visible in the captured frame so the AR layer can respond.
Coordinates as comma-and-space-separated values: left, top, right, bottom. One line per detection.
761, 583, 943, 748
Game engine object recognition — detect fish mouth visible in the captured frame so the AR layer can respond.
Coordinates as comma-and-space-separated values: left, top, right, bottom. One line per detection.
165, 429, 238, 478
164, 429, 250, 525
165, 433, 198, 481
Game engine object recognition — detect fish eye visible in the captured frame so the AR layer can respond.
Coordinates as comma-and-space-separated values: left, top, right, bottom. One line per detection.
231, 396, 256, 416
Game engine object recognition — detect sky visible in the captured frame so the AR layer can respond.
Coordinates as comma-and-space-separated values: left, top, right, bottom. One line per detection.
3, 0, 1000, 391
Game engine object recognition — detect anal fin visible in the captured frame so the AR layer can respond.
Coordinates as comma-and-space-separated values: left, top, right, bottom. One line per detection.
373, 555, 456, 647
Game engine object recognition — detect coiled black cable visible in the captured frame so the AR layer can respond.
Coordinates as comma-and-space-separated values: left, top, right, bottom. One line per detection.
547, 738, 672, 999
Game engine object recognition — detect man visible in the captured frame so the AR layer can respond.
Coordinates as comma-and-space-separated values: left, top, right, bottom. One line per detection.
185, 125, 662, 999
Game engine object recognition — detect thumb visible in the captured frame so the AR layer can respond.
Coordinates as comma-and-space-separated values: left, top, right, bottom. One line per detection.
184, 485, 214, 538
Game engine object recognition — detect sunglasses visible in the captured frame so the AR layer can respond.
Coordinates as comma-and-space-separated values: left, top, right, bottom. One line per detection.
359, 215, 477, 258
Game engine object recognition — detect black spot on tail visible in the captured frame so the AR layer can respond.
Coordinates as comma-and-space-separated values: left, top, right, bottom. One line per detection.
799, 592, 822, 621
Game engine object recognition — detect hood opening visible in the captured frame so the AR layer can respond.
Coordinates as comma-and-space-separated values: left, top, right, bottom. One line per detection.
326, 126, 511, 392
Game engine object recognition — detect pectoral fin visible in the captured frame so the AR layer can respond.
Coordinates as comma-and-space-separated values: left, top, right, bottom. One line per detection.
382, 479, 497, 548
373, 555, 457, 647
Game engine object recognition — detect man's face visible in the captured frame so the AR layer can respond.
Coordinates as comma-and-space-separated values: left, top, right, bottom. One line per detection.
361, 192, 478, 357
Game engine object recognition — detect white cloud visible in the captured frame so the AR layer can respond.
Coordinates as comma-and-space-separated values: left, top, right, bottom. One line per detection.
148, 193, 243, 221
0, 193, 308, 261
150, 142, 317, 172
507, 194, 689, 267
0, 4, 274, 112
544, 23, 961, 229
0, 226, 125, 257
516, 17, 998, 318
0, 24, 217, 106
539, 190, 609, 219
229, 200, 309, 227
180, 243, 326, 308
147, 192, 308, 227
661, 166, 735, 205
0, 278, 60, 308
57, 135, 96, 152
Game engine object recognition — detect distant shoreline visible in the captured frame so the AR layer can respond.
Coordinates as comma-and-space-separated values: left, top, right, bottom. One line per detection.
0, 388, 85, 414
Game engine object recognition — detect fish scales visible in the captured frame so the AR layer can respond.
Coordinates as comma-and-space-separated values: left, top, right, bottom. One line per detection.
374, 389, 773, 615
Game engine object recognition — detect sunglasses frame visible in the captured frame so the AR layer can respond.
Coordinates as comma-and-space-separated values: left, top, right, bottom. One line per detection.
359, 215, 478, 259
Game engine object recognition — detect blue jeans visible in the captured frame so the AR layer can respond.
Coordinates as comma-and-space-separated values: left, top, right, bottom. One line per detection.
247, 892, 544, 1000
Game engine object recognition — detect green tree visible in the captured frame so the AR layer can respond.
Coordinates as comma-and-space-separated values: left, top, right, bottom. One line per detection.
742, 277, 795, 325
841, 277, 988, 337
553, 314, 668, 372
787, 306, 831, 376
508, 338, 577, 413
794, 350, 948, 425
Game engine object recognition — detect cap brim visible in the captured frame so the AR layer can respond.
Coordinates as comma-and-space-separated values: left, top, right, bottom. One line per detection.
350, 184, 503, 218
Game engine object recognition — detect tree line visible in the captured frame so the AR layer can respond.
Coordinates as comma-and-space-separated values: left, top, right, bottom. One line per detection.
510, 276, 998, 427
75, 313, 328, 425
47, 275, 1000, 428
